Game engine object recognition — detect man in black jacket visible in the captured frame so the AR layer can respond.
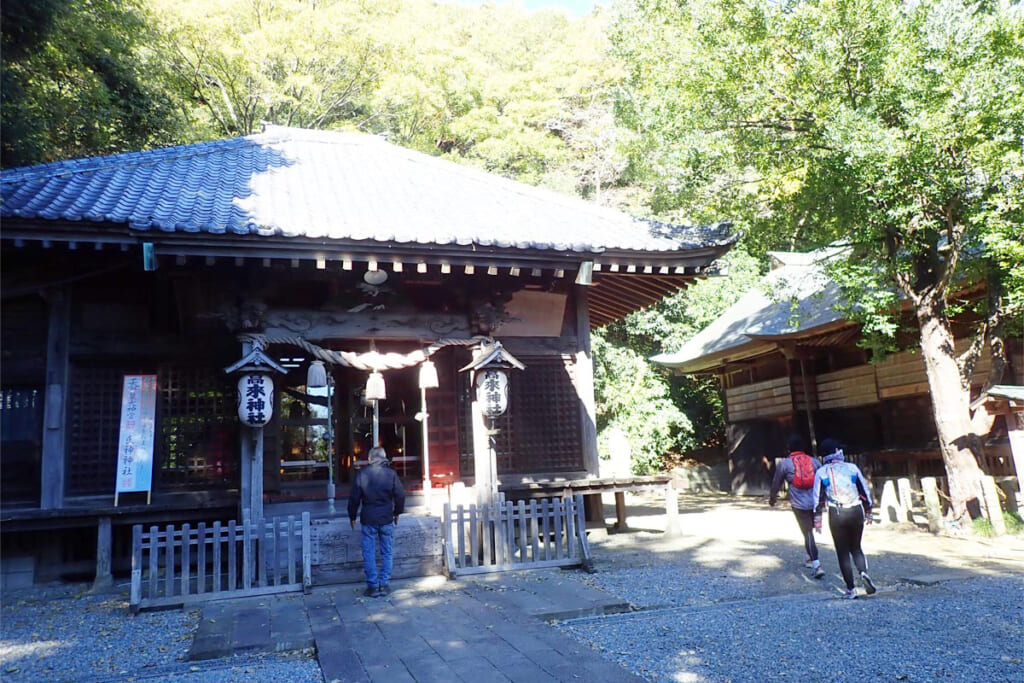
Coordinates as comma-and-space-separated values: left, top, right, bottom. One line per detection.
348, 447, 406, 597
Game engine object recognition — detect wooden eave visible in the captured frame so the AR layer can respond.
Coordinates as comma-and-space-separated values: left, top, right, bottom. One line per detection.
666, 320, 860, 375
2, 219, 732, 329
745, 321, 861, 349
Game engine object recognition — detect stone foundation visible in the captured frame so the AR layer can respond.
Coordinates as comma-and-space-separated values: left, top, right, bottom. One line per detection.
309, 515, 443, 585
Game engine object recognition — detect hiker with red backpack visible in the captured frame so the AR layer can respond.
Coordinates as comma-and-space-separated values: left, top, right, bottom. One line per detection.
769, 435, 825, 578
813, 438, 877, 599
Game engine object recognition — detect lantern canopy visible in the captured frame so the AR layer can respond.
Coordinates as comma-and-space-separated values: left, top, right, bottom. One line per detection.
224, 348, 287, 428
459, 341, 525, 418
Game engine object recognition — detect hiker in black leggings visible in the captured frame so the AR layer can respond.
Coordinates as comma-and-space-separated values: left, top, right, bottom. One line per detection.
812, 438, 876, 599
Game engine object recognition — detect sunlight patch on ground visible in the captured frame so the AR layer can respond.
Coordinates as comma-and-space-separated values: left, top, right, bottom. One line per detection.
0, 639, 65, 664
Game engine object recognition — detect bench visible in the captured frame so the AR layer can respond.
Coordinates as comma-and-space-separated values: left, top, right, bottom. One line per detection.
499, 475, 681, 535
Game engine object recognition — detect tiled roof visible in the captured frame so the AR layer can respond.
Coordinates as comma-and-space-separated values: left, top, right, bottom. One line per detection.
651, 248, 847, 371
1, 126, 733, 256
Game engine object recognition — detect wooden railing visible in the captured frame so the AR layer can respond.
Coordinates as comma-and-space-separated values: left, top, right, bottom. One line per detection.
130, 513, 311, 612
442, 494, 592, 576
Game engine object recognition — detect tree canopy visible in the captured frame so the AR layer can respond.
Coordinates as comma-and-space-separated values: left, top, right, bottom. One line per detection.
1, 0, 186, 167
611, 0, 1024, 516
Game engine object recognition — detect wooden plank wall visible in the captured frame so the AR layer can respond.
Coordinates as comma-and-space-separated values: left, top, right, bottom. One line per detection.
816, 365, 878, 409
724, 337, 1019, 421
726, 377, 793, 421
877, 339, 996, 399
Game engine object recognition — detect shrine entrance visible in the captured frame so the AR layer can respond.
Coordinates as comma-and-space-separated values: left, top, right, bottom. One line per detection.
265, 343, 435, 503
337, 364, 424, 487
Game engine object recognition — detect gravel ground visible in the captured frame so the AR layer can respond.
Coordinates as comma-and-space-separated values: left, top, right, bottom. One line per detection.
3, 493, 1022, 683
554, 493, 1024, 683
559, 574, 1024, 682
0, 583, 322, 683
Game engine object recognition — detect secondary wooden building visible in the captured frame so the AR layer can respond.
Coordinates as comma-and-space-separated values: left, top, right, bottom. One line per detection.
653, 248, 1023, 495
0, 126, 736, 583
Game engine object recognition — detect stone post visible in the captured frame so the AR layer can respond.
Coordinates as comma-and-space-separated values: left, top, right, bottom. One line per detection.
879, 479, 900, 525
921, 477, 943, 533
897, 477, 915, 523
980, 475, 1006, 535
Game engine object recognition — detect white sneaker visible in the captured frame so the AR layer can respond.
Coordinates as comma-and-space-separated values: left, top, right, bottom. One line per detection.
861, 572, 876, 595
804, 558, 815, 568
813, 565, 825, 579
844, 588, 858, 600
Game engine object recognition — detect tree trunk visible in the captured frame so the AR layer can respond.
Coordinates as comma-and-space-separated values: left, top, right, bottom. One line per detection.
916, 297, 985, 522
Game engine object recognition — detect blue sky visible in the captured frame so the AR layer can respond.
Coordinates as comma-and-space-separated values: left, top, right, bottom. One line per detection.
445, 0, 610, 16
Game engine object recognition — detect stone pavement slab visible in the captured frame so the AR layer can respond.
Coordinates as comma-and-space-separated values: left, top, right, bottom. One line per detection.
189, 571, 644, 682
189, 592, 314, 661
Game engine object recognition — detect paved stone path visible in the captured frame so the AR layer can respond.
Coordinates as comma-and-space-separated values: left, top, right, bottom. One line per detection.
189, 572, 644, 682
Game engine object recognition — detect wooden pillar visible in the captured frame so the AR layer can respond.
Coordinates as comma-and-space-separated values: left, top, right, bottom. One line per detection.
612, 491, 628, 532
240, 428, 252, 522
471, 397, 494, 508
1008, 411, 1024, 508
574, 287, 600, 476
41, 288, 71, 509
237, 336, 259, 523
797, 358, 818, 455
251, 426, 264, 523
92, 516, 113, 591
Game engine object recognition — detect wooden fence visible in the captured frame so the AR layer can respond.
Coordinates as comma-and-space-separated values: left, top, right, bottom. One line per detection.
130, 513, 311, 612
442, 494, 592, 576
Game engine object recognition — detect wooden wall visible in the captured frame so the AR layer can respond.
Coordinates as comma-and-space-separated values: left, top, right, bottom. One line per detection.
725, 376, 793, 422
816, 365, 878, 409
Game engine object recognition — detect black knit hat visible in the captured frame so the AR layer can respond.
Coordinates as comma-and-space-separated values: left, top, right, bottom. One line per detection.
787, 434, 807, 453
819, 438, 843, 458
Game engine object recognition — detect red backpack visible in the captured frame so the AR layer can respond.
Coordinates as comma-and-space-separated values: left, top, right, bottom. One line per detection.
790, 452, 816, 489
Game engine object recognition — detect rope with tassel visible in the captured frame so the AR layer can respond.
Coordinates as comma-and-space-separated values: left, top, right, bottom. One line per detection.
242, 333, 491, 371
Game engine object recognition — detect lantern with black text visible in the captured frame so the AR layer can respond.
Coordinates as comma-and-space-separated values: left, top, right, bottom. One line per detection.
224, 347, 286, 428
475, 368, 509, 417
237, 373, 273, 426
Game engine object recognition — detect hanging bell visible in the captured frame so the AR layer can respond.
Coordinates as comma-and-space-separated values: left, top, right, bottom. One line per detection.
419, 360, 439, 390
365, 370, 386, 401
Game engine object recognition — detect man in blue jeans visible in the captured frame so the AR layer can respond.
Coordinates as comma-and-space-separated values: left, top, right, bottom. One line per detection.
348, 446, 406, 597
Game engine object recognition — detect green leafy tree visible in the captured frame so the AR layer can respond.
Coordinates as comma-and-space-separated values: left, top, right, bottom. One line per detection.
150, 0, 384, 137
612, 0, 1024, 520
602, 247, 763, 455
1, 0, 185, 167
592, 332, 695, 473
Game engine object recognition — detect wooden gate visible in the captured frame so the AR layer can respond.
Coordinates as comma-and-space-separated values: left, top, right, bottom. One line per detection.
442, 495, 592, 576
130, 513, 311, 612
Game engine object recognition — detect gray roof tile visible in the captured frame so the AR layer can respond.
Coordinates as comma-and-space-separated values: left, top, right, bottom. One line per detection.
2, 127, 732, 255
652, 248, 847, 368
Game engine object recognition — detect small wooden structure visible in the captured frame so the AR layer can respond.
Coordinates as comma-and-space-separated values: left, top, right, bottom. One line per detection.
500, 475, 679, 534
654, 248, 1023, 495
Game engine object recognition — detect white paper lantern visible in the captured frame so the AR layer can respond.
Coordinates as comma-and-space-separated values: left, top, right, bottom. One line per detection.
237, 374, 274, 426
475, 368, 509, 417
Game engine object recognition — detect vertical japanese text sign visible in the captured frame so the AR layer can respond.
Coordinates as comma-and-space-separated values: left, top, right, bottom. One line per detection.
475, 369, 509, 417
115, 374, 157, 505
